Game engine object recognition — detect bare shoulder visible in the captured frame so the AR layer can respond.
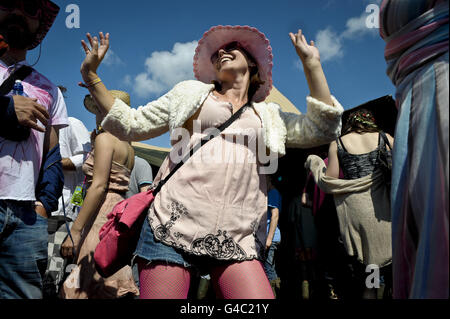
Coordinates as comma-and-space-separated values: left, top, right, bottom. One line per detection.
340, 132, 355, 142
341, 132, 378, 141
94, 132, 115, 146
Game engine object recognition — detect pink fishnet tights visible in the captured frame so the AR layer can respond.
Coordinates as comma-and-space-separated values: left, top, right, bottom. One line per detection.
138, 260, 274, 299
138, 262, 191, 299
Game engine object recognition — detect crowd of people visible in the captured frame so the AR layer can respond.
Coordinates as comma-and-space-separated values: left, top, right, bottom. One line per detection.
0, 0, 448, 300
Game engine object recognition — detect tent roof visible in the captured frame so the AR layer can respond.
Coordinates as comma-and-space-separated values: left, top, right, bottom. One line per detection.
265, 86, 300, 114
132, 142, 170, 167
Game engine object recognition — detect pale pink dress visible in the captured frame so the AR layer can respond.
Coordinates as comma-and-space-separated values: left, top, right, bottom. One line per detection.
61, 150, 139, 299
148, 93, 268, 261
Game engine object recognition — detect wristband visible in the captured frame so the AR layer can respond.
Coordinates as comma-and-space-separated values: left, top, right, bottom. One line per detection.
87, 77, 102, 87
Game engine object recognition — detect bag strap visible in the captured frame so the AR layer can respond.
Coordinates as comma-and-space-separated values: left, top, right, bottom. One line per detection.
153, 102, 251, 195
0, 65, 33, 95
337, 136, 348, 153
379, 131, 392, 151
61, 193, 75, 248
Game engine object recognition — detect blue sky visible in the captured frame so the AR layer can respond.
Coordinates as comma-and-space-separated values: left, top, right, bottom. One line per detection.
27, 0, 395, 148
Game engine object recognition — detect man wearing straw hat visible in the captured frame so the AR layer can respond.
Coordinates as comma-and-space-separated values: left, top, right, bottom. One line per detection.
0, 0, 68, 299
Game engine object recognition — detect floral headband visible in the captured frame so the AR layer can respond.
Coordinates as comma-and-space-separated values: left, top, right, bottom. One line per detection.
352, 112, 377, 127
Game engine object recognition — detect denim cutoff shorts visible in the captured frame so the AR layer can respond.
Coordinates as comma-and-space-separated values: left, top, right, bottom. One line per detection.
133, 217, 232, 275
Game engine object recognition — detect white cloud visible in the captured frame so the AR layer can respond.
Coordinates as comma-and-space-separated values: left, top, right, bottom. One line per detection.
315, 28, 344, 62
342, 11, 379, 39
103, 49, 124, 66
132, 41, 198, 98
122, 74, 132, 87
313, 8, 379, 64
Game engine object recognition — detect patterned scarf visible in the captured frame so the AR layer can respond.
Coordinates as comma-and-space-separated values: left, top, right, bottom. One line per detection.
380, 0, 449, 86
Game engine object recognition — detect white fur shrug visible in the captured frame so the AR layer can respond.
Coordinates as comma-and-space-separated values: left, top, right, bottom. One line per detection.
101, 80, 344, 155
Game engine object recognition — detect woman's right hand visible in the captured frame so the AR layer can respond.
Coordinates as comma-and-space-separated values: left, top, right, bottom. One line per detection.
80, 32, 110, 80
61, 229, 82, 259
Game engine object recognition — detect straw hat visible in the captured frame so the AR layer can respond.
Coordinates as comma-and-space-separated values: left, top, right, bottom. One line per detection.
84, 90, 130, 114
29, 0, 60, 50
193, 25, 273, 102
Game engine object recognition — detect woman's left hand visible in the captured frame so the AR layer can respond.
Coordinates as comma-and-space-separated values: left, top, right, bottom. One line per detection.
289, 29, 321, 67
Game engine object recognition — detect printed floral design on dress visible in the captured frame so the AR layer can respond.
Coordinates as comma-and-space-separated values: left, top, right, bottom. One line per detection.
191, 230, 247, 260
154, 201, 189, 240
173, 232, 183, 241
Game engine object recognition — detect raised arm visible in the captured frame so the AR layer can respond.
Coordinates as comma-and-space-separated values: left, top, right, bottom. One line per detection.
80, 32, 115, 115
279, 30, 344, 149
78, 32, 172, 141
289, 29, 333, 106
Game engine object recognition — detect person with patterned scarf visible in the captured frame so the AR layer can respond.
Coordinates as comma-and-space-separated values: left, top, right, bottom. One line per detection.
380, 0, 449, 299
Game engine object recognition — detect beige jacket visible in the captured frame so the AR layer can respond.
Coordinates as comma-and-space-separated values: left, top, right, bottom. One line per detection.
101, 80, 344, 155
306, 155, 392, 267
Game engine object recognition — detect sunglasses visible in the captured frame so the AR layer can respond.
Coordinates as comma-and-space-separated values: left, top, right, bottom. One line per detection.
210, 41, 247, 64
0, 0, 43, 19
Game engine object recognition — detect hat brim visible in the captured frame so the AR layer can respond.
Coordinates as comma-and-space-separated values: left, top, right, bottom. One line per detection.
193, 25, 273, 103
84, 95, 100, 114
29, 0, 60, 50
84, 90, 131, 115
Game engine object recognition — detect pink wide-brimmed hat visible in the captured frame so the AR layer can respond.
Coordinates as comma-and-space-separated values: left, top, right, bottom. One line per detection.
193, 25, 273, 103
29, 0, 60, 49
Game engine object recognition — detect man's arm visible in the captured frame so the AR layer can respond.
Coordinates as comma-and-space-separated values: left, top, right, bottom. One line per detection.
35, 126, 63, 218
139, 184, 152, 193
135, 157, 154, 193
61, 158, 76, 171
266, 207, 280, 250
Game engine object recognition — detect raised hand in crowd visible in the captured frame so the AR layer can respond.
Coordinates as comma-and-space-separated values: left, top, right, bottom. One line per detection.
289, 29, 321, 66
78, 32, 116, 115
289, 29, 333, 106
80, 32, 110, 81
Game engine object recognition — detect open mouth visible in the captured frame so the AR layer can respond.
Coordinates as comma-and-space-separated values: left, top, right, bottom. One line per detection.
220, 55, 233, 64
